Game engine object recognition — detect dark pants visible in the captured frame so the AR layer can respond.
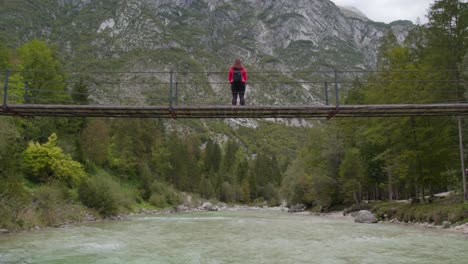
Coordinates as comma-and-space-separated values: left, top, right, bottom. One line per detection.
231, 82, 246, 105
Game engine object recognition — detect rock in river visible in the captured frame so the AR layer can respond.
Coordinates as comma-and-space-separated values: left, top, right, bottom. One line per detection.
354, 210, 378, 224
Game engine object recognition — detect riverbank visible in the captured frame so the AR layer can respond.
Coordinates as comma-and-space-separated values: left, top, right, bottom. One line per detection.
372, 196, 466, 222
2, 195, 467, 236
294, 209, 468, 235
380, 216, 468, 234
65, 205, 468, 236
0, 201, 289, 234
337, 193, 468, 235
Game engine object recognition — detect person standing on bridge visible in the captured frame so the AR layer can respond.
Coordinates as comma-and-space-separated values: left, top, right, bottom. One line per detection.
228, 58, 248, 106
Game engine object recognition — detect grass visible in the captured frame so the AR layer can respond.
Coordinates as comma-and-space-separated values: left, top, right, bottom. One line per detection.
371, 194, 468, 225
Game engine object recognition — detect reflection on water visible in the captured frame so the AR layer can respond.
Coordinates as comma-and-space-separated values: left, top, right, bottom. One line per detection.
0, 210, 467, 264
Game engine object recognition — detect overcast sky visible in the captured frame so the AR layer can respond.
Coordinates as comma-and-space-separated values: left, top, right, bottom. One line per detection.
330, 0, 435, 24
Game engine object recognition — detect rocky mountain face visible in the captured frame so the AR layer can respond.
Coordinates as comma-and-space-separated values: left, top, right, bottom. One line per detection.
338, 6, 369, 21
0, 0, 413, 105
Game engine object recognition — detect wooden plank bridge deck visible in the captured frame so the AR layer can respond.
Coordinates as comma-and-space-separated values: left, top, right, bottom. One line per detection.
2, 103, 468, 118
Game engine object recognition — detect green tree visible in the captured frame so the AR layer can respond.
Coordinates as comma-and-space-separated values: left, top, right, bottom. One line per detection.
222, 140, 238, 173
233, 148, 249, 183
23, 133, 86, 186
71, 78, 89, 105
0, 42, 9, 69
16, 39, 68, 103
241, 178, 251, 203
199, 176, 215, 199
220, 181, 235, 202
377, 30, 399, 69
0, 118, 20, 174
424, 0, 467, 103
425, 0, 468, 69
80, 118, 110, 166
339, 148, 367, 204
336, 12, 464, 202
281, 127, 341, 208
204, 140, 221, 173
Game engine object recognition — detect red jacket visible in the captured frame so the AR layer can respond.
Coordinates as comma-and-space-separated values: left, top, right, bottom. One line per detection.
228, 67, 248, 83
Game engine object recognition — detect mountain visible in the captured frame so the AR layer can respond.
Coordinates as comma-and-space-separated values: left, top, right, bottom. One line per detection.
338, 6, 369, 21
0, 0, 413, 106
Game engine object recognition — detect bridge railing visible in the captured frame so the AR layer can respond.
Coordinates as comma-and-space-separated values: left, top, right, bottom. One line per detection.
1, 69, 466, 109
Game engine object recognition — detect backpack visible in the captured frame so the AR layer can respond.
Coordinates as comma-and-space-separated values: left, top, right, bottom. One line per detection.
233, 68, 243, 83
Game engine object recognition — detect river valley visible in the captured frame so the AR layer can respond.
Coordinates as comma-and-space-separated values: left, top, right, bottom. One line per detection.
0, 210, 467, 264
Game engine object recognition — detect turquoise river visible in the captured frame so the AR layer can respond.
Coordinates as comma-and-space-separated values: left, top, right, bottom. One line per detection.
0, 210, 467, 264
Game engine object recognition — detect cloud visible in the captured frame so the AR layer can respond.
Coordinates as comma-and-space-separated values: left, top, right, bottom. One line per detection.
330, 0, 434, 24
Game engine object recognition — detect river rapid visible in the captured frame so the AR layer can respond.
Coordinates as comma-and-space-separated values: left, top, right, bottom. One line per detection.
0, 210, 467, 264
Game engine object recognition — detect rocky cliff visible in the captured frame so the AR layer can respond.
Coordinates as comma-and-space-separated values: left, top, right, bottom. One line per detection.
0, 0, 413, 105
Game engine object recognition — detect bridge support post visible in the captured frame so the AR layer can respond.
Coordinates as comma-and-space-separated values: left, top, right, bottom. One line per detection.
334, 69, 340, 107
168, 70, 177, 118
324, 81, 329, 105
3, 69, 9, 110
175, 81, 178, 106
169, 70, 174, 108
24, 81, 29, 104
458, 116, 468, 200
327, 70, 340, 120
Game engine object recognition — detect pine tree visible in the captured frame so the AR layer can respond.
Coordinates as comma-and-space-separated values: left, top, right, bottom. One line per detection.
426, 0, 467, 69
222, 140, 238, 173
377, 30, 399, 69
0, 42, 9, 70
241, 178, 251, 203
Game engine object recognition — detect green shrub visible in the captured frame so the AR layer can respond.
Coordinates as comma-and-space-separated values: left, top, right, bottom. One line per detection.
259, 55, 280, 64
148, 180, 181, 208
33, 185, 67, 226
78, 173, 133, 216
23, 133, 86, 187
268, 197, 280, 207
148, 193, 168, 208
0, 176, 32, 230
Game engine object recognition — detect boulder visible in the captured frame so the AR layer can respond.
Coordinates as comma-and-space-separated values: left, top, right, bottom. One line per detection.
201, 202, 218, 211
350, 211, 359, 217
463, 224, 468, 234
354, 210, 378, 224
288, 204, 306, 213
442, 221, 451, 229
176, 205, 190, 212
217, 203, 228, 210
83, 213, 97, 222
164, 209, 175, 214
343, 203, 372, 215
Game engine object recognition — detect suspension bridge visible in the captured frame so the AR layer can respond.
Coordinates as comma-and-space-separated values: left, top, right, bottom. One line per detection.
0, 69, 466, 119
